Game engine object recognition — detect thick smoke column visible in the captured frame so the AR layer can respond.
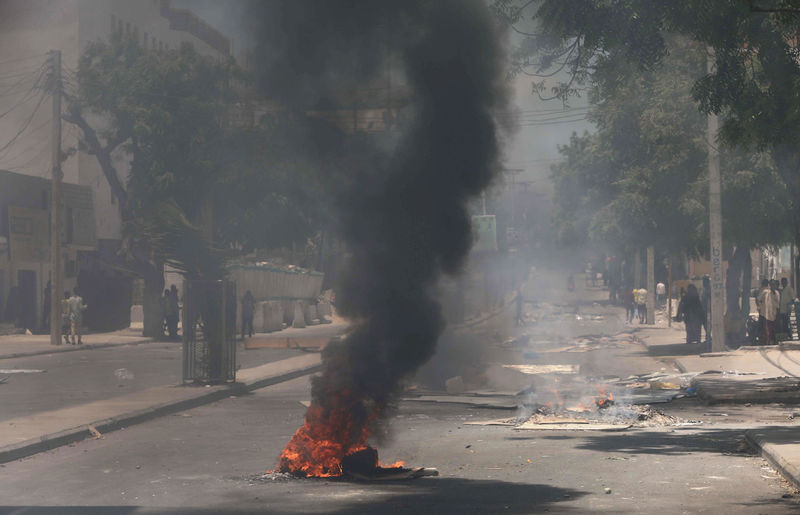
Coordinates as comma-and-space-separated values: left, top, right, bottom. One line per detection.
249, 0, 509, 475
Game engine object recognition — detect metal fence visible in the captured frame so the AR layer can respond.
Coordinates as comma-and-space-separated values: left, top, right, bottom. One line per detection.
182, 279, 236, 384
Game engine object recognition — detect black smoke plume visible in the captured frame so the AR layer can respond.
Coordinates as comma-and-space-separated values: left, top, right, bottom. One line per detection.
248, 0, 510, 469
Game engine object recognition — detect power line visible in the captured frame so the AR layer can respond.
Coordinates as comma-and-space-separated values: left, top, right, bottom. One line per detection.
0, 52, 48, 68
0, 90, 49, 157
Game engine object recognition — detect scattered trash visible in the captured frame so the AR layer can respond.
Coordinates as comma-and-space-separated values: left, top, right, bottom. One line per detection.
502, 364, 579, 375
604, 487, 612, 494
649, 381, 681, 390
114, 368, 134, 381
88, 425, 104, 439
685, 386, 697, 396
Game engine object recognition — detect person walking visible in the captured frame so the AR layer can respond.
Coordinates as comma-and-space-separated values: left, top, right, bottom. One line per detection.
160, 289, 169, 337
67, 288, 87, 345
624, 286, 635, 323
701, 276, 712, 342
780, 277, 795, 340
635, 287, 648, 324
241, 290, 255, 339
677, 284, 706, 344
759, 280, 781, 345
166, 285, 180, 339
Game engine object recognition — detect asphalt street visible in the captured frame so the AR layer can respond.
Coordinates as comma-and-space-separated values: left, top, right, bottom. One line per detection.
0, 341, 305, 422
0, 373, 796, 514
2, 273, 799, 513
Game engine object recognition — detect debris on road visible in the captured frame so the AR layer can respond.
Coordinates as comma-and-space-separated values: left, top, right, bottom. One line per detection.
502, 364, 578, 375
87, 425, 104, 439
0, 369, 45, 374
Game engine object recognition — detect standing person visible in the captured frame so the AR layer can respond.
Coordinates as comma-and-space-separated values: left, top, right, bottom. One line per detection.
780, 277, 795, 340
756, 278, 770, 343
759, 280, 781, 345
677, 284, 706, 344
67, 288, 87, 345
241, 290, 255, 339
60, 291, 70, 345
636, 287, 648, 323
160, 289, 170, 336
656, 281, 666, 305
166, 285, 180, 339
624, 286, 635, 323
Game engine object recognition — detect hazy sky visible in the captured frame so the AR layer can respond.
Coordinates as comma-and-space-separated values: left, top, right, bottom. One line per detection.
174, 0, 595, 196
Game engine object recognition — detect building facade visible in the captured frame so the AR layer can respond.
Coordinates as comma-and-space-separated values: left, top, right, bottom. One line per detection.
0, 0, 231, 330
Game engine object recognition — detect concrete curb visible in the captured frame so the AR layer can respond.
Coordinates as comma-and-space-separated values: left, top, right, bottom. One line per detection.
0, 361, 321, 465
0, 337, 158, 360
745, 429, 800, 490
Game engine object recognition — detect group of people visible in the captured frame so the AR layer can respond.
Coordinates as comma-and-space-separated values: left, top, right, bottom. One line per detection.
756, 277, 796, 345
160, 285, 180, 339
623, 287, 649, 324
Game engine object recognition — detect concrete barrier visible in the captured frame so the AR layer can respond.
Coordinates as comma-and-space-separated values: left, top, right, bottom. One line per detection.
292, 301, 306, 328
253, 301, 266, 332
263, 301, 284, 332
304, 304, 318, 325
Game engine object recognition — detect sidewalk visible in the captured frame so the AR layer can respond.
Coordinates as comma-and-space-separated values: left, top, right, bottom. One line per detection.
632, 314, 800, 490
0, 328, 154, 359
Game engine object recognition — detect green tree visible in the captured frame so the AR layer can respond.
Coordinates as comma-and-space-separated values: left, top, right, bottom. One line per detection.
498, 0, 800, 278
64, 34, 326, 336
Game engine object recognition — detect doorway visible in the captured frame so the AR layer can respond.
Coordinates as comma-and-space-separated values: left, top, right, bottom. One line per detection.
17, 270, 36, 331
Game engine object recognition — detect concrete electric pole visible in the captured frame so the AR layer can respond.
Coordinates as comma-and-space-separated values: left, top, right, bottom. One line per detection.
646, 245, 655, 324
707, 51, 726, 351
49, 49, 63, 347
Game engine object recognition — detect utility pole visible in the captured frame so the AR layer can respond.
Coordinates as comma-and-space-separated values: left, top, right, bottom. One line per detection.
646, 245, 655, 324
707, 51, 726, 351
49, 50, 63, 347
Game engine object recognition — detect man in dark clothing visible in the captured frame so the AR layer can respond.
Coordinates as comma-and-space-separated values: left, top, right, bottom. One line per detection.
241, 290, 255, 339
166, 285, 180, 339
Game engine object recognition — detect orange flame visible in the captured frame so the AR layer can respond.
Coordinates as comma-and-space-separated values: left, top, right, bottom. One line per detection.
278, 399, 374, 477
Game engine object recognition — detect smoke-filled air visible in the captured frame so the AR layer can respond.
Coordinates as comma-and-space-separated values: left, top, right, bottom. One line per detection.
244, 0, 510, 477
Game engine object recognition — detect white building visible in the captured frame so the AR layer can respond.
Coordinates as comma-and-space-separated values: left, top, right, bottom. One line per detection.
0, 0, 231, 330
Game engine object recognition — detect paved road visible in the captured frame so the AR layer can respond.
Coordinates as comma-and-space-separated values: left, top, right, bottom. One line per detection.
2, 271, 798, 513
0, 374, 796, 514
0, 342, 305, 422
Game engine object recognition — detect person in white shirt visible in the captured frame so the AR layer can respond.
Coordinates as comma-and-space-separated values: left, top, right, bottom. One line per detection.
635, 288, 648, 323
656, 282, 666, 305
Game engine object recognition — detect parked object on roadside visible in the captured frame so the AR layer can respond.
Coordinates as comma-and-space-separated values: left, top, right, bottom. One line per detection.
676, 284, 705, 344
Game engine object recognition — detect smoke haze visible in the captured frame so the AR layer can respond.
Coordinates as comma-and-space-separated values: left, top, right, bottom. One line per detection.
246, 0, 511, 467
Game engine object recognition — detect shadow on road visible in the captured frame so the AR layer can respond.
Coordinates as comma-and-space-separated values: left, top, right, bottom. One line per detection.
558, 427, 782, 456
0, 478, 592, 515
